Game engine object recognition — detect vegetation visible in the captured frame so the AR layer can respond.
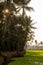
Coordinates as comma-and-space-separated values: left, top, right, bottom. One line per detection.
0, 0, 35, 53
0, 0, 35, 65
7, 50, 43, 65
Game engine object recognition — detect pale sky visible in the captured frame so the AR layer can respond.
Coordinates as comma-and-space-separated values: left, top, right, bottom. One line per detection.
27, 0, 43, 42
0, 0, 43, 43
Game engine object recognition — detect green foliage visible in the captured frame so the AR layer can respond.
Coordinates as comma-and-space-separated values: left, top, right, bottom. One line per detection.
0, 0, 35, 53
13, 0, 31, 5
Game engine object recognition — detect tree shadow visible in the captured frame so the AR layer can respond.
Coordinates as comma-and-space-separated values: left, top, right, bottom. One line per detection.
2, 59, 15, 65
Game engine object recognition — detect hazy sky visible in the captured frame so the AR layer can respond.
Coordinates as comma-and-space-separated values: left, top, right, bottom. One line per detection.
0, 0, 43, 42
27, 0, 43, 42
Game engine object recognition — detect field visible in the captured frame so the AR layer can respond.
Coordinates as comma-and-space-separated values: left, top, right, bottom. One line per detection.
8, 50, 43, 65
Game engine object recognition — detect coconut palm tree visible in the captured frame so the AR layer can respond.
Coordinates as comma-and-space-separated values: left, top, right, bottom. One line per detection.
35, 40, 38, 46
0, 0, 19, 51
39, 41, 43, 46
0, 0, 35, 55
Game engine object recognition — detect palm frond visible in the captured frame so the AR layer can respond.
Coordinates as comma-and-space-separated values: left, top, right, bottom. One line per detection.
31, 22, 37, 25
25, 0, 31, 5
30, 26, 37, 29
16, 7, 21, 13
25, 6, 34, 11
13, 0, 31, 5
29, 30, 34, 33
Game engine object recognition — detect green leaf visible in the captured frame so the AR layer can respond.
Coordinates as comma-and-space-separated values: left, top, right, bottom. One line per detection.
25, 6, 34, 11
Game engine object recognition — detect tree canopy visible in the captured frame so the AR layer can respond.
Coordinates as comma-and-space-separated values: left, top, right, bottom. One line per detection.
0, 0, 35, 52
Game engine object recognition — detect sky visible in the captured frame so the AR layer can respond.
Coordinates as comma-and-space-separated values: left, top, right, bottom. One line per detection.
27, 0, 43, 43
0, 0, 43, 43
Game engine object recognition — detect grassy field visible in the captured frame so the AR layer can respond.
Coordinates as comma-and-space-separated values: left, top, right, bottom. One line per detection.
8, 50, 43, 65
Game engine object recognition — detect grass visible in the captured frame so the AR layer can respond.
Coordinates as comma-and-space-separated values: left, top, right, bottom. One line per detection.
8, 50, 43, 65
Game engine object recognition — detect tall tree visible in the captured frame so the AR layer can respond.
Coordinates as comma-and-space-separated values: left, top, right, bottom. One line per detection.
39, 41, 43, 46
35, 40, 38, 46
0, 0, 36, 64
0, 0, 35, 54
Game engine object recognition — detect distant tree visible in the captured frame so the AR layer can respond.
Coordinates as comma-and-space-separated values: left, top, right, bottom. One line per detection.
39, 41, 43, 46
35, 40, 38, 46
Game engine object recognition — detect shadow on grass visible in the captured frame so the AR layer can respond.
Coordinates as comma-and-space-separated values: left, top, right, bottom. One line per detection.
2, 58, 15, 65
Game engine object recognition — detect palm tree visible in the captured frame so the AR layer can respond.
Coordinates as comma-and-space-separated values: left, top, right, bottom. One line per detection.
35, 40, 38, 46
0, 0, 35, 55
39, 41, 43, 46
0, 0, 19, 51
